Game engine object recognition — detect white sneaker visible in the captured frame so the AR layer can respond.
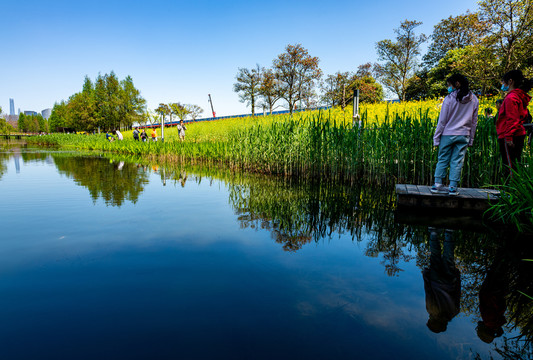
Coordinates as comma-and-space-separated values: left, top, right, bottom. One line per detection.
430, 184, 448, 194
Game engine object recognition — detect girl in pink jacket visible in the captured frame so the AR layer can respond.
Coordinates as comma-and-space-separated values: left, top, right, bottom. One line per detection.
431, 74, 479, 196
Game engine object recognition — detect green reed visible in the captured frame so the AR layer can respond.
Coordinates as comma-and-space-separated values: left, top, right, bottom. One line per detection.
27, 111, 528, 187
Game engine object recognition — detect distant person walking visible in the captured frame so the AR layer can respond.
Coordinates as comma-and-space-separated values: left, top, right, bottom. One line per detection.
431, 74, 479, 196
151, 128, 158, 142
496, 69, 531, 180
141, 129, 148, 142
133, 127, 140, 141
177, 120, 187, 141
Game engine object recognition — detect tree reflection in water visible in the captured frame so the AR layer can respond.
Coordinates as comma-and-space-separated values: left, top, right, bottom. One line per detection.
0, 151, 9, 179
0, 149, 150, 207
51, 154, 150, 206
1, 149, 531, 355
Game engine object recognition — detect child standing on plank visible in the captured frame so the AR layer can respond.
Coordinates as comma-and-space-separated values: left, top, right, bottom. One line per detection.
431, 74, 479, 196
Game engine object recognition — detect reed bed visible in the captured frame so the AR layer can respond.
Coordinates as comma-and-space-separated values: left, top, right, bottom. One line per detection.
28, 102, 532, 187
227, 111, 515, 187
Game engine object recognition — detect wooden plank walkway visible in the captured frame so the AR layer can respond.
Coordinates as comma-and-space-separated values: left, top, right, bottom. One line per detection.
396, 184, 500, 211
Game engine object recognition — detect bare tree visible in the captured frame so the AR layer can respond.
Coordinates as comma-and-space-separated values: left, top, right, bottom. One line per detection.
186, 104, 204, 121
258, 68, 281, 114
233, 64, 262, 116
155, 103, 171, 123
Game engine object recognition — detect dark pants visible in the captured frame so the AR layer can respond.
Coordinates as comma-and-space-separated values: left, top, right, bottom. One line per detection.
498, 135, 525, 180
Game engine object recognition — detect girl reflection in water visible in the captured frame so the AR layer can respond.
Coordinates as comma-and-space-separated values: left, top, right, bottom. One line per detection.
476, 251, 508, 343
423, 228, 461, 333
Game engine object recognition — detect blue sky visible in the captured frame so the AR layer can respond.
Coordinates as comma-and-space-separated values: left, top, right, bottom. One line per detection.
1, 0, 479, 117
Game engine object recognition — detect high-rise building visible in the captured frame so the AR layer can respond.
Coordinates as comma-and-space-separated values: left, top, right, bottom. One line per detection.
41, 108, 52, 120
24, 111, 38, 116
9, 98, 15, 115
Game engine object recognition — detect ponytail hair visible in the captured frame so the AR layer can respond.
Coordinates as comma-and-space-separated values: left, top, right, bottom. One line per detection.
446, 74, 470, 102
502, 69, 532, 93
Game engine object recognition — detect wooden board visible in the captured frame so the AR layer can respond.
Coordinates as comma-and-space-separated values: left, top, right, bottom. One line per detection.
395, 184, 500, 211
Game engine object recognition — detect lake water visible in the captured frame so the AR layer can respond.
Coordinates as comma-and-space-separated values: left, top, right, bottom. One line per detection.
0, 146, 531, 360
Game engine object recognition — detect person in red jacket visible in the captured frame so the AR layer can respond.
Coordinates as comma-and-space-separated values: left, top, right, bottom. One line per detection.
497, 70, 532, 179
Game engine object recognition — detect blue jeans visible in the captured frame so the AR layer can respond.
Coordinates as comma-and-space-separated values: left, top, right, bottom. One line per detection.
434, 135, 469, 187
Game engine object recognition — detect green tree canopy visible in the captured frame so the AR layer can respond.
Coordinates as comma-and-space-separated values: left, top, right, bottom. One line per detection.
53, 72, 146, 132
423, 12, 489, 67
321, 67, 384, 107
49, 101, 69, 132
479, 0, 533, 76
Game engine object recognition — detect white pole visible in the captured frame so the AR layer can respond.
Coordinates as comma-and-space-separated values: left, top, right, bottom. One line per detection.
161, 112, 164, 142
352, 89, 360, 126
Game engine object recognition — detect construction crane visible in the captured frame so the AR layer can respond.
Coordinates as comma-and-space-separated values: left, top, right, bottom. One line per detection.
208, 94, 216, 118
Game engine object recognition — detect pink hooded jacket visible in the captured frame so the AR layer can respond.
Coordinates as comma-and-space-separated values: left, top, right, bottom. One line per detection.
433, 90, 479, 146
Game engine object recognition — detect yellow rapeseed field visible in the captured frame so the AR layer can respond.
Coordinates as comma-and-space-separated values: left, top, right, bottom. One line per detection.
124, 97, 504, 142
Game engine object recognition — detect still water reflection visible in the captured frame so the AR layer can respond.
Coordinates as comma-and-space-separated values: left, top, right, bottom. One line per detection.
0, 147, 531, 360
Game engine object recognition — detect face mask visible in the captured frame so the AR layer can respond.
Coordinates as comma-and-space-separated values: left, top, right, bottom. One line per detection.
501, 84, 509, 92
447, 86, 453, 94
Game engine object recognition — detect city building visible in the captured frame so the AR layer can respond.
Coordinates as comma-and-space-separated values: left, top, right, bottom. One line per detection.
9, 98, 15, 115
41, 108, 52, 119
24, 111, 38, 116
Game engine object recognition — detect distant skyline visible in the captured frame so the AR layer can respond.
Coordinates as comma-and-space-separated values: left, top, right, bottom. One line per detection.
1, 0, 479, 117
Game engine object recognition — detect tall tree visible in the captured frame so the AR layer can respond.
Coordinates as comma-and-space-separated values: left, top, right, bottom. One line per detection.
258, 68, 281, 114
36, 114, 47, 133
423, 12, 489, 67
93, 75, 108, 130
120, 76, 146, 128
479, 0, 533, 75
67, 92, 97, 131
105, 71, 121, 130
233, 64, 262, 116
48, 101, 68, 132
273, 44, 322, 114
17, 113, 26, 132
374, 20, 427, 101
